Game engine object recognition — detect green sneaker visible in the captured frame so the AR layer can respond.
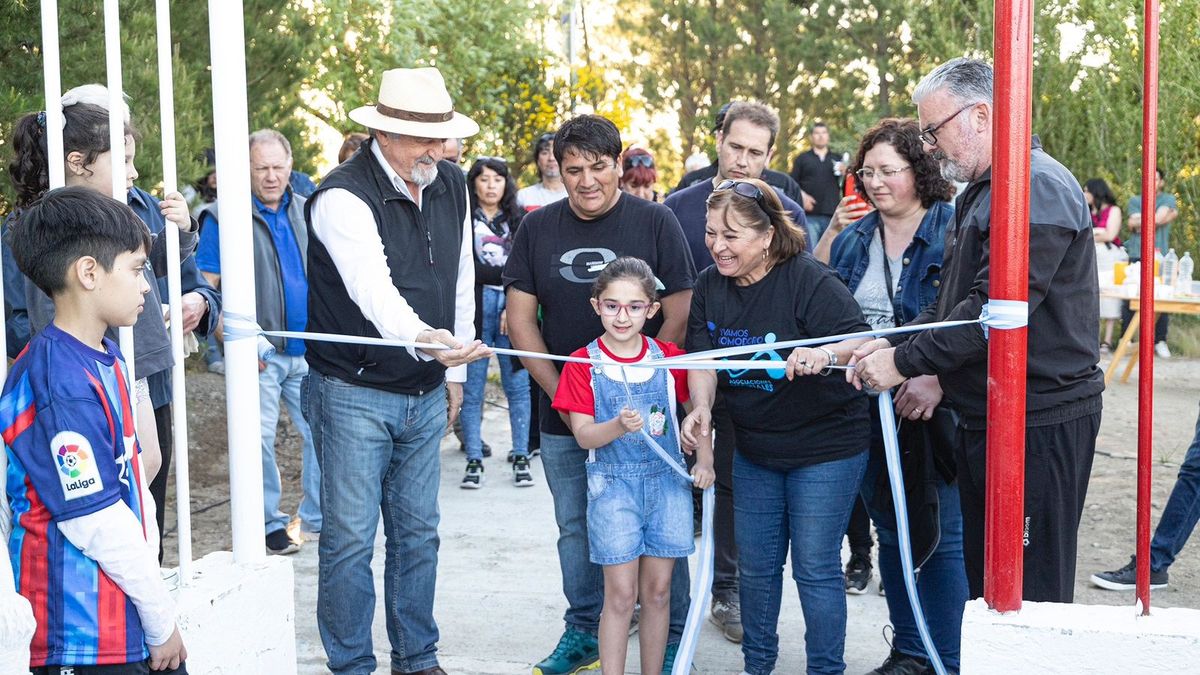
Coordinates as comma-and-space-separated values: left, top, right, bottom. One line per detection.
661, 641, 680, 674
532, 628, 600, 675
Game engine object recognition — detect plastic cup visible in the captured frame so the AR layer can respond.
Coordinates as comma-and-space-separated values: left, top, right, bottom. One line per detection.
1114, 261, 1128, 286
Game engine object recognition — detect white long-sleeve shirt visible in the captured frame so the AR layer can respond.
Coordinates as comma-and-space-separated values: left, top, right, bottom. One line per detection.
309, 142, 475, 382
57, 466, 176, 646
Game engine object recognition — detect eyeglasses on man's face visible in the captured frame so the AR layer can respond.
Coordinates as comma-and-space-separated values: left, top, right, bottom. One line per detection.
919, 103, 975, 147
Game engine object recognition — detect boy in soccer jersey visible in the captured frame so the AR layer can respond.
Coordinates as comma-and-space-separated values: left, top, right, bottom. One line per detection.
3, 187, 187, 674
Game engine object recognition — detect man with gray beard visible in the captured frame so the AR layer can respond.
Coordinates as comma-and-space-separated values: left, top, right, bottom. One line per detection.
304, 67, 491, 675
852, 58, 1103, 604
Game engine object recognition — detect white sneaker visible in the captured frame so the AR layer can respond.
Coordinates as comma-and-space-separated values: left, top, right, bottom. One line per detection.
1155, 341, 1171, 359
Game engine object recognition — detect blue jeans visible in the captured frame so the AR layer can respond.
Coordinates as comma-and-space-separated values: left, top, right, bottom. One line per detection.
540, 432, 690, 640
306, 373, 445, 674
260, 353, 320, 533
1150, 401, 1200, 573
462, 287, 530, 461
806, 213, 832, 241
860, 444, 967, 670
734, 449, 868, 675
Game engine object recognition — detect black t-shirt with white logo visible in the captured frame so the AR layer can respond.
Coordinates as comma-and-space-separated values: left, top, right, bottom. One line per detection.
503, 192, 696, 436
687, 253, 870, 469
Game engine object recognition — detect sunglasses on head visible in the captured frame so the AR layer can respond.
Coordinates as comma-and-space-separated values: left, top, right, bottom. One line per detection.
474, 155, 508, 167
624, 154, 654, 169
715, 179, 767, 210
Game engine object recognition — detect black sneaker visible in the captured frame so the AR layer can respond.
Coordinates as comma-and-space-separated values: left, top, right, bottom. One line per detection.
513, 456, 535, 487
266, 528, 300, 555
1090, 555, 1168, 591
869, 648, 929, 675
845, 551, 872, 594
459, 441, 492, 458
461, 459, 484, 489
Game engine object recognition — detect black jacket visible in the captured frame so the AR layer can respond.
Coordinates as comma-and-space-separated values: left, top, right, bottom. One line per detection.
304, 140, 467, 394
889, 137, 1103, 427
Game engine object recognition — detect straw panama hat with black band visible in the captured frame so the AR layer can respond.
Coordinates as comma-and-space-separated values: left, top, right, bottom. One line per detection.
349, 67, 480, 139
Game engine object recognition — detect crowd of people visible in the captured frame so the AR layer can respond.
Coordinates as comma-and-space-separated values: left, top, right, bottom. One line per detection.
2, 53, 1196, 675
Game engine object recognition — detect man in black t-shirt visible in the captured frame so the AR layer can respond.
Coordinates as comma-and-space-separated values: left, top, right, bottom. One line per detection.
503, 114, 696, 673
790, 122, 845, 238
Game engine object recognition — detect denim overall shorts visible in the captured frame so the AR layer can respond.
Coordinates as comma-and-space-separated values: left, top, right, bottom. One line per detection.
584, 338, 695, 565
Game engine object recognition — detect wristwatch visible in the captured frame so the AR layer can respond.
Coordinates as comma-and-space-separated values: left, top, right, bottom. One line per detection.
816, 347, 837, 375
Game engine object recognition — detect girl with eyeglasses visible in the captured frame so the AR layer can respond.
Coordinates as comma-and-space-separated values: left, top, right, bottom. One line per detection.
460, 157, 534, 487
681, 177, 872, 674
552, 256, 714, 675
619, 147, 660, 202
825, 118, 966, 675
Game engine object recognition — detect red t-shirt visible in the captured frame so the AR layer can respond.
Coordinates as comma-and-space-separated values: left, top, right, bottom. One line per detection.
553, 336, 690, 418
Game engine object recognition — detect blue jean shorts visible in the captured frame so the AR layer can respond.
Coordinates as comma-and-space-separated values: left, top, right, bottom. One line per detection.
586, 461, 694, 565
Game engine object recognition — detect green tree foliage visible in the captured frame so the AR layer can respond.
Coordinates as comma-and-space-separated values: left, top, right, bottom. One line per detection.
0, 0, 319, 209
619, 0, 1198, 254
0, 0, 568, 208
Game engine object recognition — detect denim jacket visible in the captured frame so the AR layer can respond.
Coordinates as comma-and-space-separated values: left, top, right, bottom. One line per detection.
828, 201, 953, 326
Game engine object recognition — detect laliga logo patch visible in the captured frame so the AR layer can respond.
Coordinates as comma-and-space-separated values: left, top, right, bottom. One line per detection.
51, 431, 104, 500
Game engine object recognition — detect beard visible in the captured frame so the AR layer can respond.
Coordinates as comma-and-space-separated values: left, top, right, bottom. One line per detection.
410, 158, 439, 187
936, 151, 975, 184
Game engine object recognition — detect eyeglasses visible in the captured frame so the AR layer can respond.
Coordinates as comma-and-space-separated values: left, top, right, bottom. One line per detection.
715, 179, 767, 211
598, 301, 651, 317
855, 166, 912, 181
919, 103, 975, 146
624, 154, 654, 169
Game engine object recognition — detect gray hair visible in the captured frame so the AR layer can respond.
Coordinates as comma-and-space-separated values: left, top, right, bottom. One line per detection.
913, 58, 994, 106
248, 129, 292, 157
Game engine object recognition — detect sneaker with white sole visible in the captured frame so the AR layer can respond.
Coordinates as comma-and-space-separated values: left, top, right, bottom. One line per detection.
1155, 341, 1172, 359
1090, 555, 1168, 591
513, 456, 535, 486
266, 528, 300, 555
461, 459, 484, 489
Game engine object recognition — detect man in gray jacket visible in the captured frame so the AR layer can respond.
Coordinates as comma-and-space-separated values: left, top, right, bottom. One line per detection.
196, 129, 320, 555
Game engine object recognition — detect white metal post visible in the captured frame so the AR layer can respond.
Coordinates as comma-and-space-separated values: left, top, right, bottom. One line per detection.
40, 0, 65, 191
155, 0, 194, 583
208, 0, 266, 562
103, 0, 136, 374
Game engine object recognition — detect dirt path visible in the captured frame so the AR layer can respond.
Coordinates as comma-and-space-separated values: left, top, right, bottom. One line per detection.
163, 354, 1200, 612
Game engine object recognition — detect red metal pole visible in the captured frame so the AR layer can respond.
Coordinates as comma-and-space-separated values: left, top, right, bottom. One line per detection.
984, 0, 1032, 613
1136, 0, 1160, 616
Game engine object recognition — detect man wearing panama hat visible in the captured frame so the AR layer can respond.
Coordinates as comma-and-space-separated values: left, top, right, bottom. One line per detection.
304, 66, 492, 675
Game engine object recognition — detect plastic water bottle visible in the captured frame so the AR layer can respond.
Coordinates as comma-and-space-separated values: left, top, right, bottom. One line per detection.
1162, 248, 1179, 287
1154, 249, 1165, 280
1177, 251, 1194, 296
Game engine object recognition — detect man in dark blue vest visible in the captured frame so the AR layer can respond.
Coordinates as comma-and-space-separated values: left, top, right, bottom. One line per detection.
304, 67, 491, 675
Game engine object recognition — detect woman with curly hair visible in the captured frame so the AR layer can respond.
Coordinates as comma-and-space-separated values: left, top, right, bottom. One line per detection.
825, 118, 967, 674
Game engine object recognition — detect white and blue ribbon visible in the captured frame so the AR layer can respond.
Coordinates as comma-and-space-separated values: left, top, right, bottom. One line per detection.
612, 365, 714, 674
878, 390, 948, 675
220, 310, 1008, 672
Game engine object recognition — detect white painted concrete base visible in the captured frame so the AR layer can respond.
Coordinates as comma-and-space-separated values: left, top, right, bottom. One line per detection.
0, 590, 34, 673
175, 551, 296, 675
961, 598, 1200, 674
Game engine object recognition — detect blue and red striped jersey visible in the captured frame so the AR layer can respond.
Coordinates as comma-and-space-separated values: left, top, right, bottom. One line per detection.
3, 323, 150, 666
